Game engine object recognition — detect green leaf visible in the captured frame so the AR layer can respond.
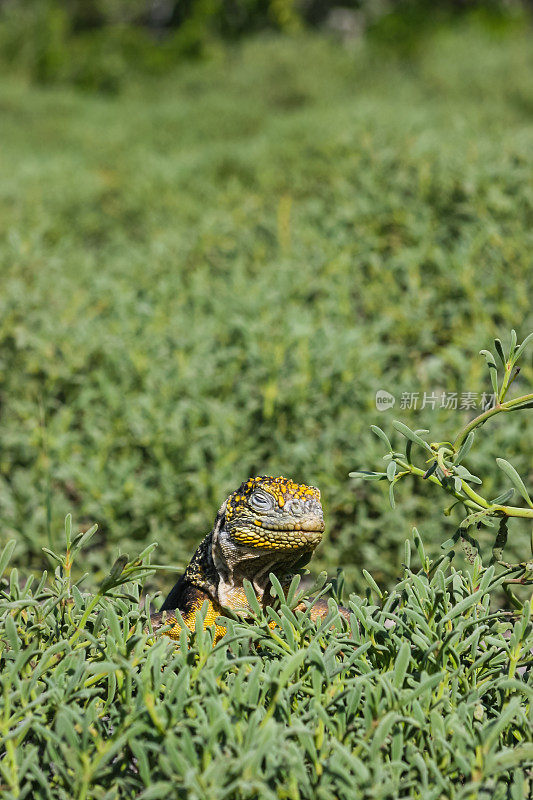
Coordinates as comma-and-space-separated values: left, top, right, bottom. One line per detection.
441, 533, 460, 551
369, 712, 399, 760
269, 572, 286, 604
362, 569, 382, 598
479, 349, 499, 395
404, 539, 411, 570
105, 605, 123, 642
284, 573, 302, 607
133, 542, 158, 563
412, 528, 426, 568
489, 488, 514, 505
71, 523, 98, 553
370, 424, 393, 451
0, 539, 16, 580
509, 328, 518, 356
243, 579, 262, 616
504, 398, 533, 411
478, 565, 495, 594
454, 431, 475, 465
64, 513, 73, 549
393, 641, 411, 688
139, 783, 174, 799
511, 330, 533, 364
85, 661, 122, 675
496, 458, 533, 508
277, 649, 307, 686
488, 743, 533, 774
41, 547, 64, 565
454, 465, 482, 484
392, 420, 432, 452
109, 554, 129, 579
494, 338, 505, 366
480, 698, 521, 749
441, 588, 484, 622
348, 470, 387, 481
386, 461, 397, 482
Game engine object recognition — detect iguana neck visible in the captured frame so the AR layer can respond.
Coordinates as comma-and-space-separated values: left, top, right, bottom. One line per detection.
184, 529, 312, 613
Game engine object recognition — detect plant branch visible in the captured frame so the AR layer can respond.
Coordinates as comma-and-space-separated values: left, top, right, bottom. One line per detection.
453, 393, 533, 451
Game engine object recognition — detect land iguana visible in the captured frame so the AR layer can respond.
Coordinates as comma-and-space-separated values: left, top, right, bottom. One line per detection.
150, 475, 349, 643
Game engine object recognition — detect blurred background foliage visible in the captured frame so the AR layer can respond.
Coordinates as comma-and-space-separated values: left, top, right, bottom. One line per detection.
0, 0, 532, 597
0, 0, 531, 91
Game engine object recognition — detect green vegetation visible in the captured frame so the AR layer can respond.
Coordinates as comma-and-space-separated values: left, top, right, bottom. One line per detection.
1, 20, 533, 798
1, 1, 526, 92
352, 330, 533, 606
1, 24, 532, 596
1, 525, 532, 798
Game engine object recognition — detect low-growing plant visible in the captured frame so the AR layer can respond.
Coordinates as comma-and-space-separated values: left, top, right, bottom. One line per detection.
1, 514, 532, 798
2, 28, 533, 594
351, 330, 533, 608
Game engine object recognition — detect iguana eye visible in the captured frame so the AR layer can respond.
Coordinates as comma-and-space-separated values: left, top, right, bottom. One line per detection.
249, 491, 274, 512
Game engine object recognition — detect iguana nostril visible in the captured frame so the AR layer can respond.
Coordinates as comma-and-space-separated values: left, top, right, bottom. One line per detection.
305, 498, 322, 515
290, 499, 304, 516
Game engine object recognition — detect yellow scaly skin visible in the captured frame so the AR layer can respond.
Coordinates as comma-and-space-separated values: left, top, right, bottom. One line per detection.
150, 476, 344, 643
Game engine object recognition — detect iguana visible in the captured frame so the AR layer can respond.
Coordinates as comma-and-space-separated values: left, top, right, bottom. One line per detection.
151, 475, 348, 643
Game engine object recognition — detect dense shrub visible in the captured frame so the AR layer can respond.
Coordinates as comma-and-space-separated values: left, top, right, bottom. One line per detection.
1, 27, 532, 596
1, 20, 532, 797
1, 528, 532, 799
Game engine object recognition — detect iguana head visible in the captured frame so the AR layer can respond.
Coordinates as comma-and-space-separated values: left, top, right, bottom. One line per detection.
208, 476, 325, 609
224, 475, 324, 550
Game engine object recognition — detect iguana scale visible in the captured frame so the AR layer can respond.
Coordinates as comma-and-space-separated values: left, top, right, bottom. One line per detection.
151, 476, 347, 642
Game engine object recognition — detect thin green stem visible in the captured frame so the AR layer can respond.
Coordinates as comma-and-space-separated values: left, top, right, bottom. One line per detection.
453, 393, 533, 451
498, 365, 511, 403
395, 459, 484, 512
396, 461, 533, 521
494, 505, 533, 520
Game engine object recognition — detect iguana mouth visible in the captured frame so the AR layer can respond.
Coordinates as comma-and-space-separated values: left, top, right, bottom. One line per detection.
250, 524, 324, 534
231, 523, 323, 549
251, 521, 325, 533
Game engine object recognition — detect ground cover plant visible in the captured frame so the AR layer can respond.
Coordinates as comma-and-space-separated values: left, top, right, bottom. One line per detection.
1, 331, 532, 798
1, 22, 533, 599
1, 520, 532, 798
1, 21, 533, 795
